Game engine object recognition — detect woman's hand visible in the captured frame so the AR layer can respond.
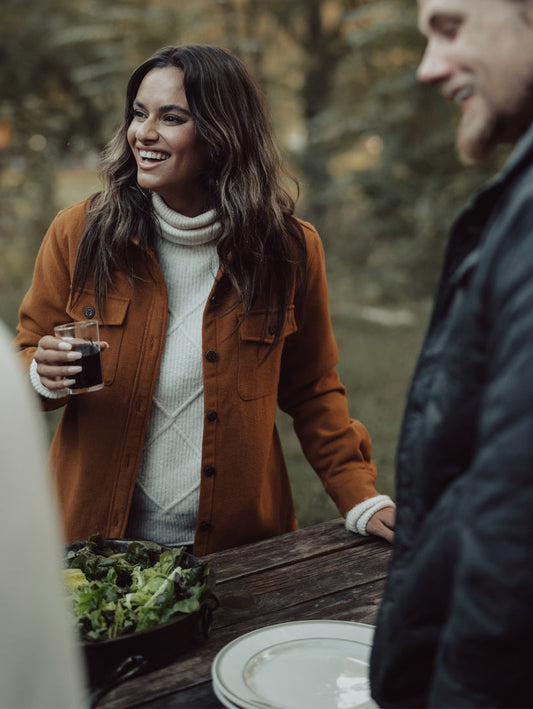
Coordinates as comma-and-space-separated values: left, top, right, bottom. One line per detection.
366, 506, 395, 543
34, 336, 108, 392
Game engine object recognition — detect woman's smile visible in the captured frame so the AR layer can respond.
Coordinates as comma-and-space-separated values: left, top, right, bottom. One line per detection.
138, 149, 170, 163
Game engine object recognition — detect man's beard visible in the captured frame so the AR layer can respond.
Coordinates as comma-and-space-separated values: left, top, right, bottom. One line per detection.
456, 81, 533, 164
456, 107, 502, 165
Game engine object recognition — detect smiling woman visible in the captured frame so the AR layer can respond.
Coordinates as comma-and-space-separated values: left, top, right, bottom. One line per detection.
14, 44, 394, 558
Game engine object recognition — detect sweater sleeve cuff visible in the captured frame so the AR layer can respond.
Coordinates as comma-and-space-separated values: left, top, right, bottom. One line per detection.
30, 358, 71, 399
345, 494, 395, 536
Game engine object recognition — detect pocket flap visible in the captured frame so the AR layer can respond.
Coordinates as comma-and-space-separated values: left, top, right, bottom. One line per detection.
239, 306, 297, 343
67, 290, 130, 326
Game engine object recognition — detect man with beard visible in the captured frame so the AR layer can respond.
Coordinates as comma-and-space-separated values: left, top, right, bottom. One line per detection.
370, 1, 533, 706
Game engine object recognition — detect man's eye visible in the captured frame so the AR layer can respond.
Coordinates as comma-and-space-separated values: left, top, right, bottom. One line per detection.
440, 21, 459, 39
430, 14, 461, 39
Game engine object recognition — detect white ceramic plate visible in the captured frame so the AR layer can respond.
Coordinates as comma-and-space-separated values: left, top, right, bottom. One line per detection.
212, 675, 244, 709
211, 620, 377, 709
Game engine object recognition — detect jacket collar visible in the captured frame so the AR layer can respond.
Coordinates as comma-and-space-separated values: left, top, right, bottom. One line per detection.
430, 120, 533, 324
470, 120, 533, 201
500, 120, 533, 179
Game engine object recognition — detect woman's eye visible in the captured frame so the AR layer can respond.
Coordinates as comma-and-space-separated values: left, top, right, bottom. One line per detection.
164, 114, 185, 125
132, 109, 146, 120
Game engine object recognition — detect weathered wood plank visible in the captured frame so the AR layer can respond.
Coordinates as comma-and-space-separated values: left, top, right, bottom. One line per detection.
137, 680, 219, 708
212, 546, 389, 629
204, 518, 370, 582
98, 522, 391, 708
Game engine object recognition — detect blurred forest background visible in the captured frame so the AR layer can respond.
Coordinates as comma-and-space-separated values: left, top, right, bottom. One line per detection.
1, 0, 505, 526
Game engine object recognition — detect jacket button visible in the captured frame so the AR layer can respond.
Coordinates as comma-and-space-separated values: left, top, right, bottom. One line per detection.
199, 521, 212, 532
268, 323, 277, 335
207, 410, 218, 422
205, 350, 217, 362
204, 465, 216, 477
83, 306, 96, 319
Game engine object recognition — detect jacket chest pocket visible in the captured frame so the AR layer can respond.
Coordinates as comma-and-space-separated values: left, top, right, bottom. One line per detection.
238, 306, 297, 400
67, 290, 130, 387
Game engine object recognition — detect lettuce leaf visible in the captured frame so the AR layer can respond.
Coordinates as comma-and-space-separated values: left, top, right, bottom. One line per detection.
64, 537, 213, 642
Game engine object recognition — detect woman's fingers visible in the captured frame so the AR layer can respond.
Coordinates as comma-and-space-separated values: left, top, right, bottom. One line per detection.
34, 335, 108, 390
35, 336, 82, 390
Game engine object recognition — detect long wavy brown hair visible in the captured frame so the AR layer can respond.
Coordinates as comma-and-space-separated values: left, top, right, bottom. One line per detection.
72, 44, 307, 345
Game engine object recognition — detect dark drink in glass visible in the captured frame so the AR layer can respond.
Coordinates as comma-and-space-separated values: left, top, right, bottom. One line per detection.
70, 341, 103, 392
54, 320, 104, 394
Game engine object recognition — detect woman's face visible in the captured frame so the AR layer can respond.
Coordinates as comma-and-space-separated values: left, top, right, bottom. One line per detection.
127, 66, 209, 216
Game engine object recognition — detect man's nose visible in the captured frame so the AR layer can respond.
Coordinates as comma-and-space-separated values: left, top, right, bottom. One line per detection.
417, 41, 451, 84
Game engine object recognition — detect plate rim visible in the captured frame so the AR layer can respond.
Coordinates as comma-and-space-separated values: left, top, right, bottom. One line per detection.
211, 620, 375, 709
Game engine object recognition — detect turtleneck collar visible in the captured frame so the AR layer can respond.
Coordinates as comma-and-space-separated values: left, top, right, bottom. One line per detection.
152, 192, 219, 246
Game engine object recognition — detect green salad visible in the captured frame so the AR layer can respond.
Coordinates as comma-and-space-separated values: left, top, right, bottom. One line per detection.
63, 534, 214, 643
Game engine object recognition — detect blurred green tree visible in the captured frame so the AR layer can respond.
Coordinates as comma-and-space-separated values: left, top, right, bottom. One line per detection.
1, 0, 508, 313
328, 0, 506, 301
0, 0, 177, 307
180, 0, 503, 301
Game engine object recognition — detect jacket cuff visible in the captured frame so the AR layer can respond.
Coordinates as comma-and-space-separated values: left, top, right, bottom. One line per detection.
30, 359, 70, 399
345, 494, 395, 536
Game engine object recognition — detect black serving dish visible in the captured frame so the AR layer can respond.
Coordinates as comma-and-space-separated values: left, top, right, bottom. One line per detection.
65, 539, 218, 706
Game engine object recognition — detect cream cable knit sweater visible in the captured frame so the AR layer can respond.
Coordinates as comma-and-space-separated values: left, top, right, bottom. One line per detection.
125, 194, 220, 545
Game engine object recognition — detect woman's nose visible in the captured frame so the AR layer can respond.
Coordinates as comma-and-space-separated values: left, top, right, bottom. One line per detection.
136, 118, 158, 142
417, 40, 452, 85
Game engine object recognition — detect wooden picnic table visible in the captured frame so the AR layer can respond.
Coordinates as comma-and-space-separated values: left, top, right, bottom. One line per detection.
98, 517, 392, 708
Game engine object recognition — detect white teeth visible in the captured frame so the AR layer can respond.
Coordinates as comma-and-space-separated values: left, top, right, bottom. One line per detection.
139, 150, 169, 160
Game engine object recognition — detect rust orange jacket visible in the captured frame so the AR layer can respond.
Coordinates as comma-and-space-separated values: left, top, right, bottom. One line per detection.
15, 199, 381, 555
